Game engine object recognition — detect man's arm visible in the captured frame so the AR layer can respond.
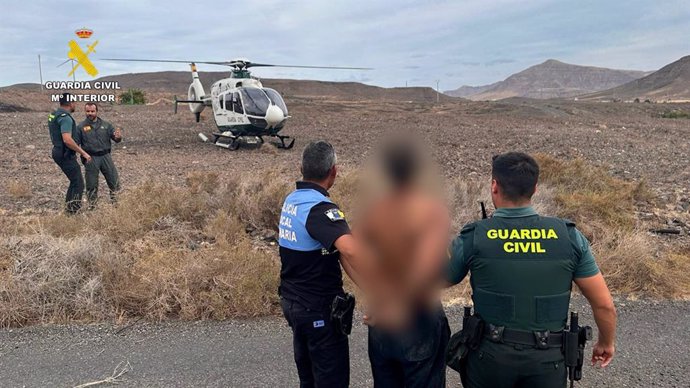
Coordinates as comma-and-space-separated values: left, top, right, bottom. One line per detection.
61, 132, 91, 163
109, 122, 123, 143
574, 274, 616, 367
334, 234, 370, 289
445, 227, 472, 287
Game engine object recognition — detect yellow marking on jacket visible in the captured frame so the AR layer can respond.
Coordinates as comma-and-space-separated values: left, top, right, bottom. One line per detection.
486, 228, 559, 253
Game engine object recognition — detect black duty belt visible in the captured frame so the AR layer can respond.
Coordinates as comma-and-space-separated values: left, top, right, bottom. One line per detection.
484, 323, 563, 349
85, 149, 111, 157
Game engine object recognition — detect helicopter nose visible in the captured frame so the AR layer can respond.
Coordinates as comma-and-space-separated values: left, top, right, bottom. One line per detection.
265, 104, 284, 128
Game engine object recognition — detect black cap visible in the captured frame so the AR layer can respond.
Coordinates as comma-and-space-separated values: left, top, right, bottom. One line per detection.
59, 92, 72, 105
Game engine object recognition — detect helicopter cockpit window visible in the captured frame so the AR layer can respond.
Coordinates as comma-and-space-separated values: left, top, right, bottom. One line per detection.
223, 93, 242, 113
264, 88, 288, 116
240, 88, 271, 116
232, 92, 243, 113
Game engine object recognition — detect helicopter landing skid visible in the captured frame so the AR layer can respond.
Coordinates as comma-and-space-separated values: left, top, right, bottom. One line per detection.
211, 132, 242, 150
210, 132, 293, 151
273, 135, 295, 149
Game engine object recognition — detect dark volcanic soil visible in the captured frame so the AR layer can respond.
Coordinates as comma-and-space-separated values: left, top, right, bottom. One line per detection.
0, 94, 688, 220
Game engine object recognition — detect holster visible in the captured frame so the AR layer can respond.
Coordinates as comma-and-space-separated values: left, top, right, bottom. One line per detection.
445, 313, 484, 373
330, 293, 355, 335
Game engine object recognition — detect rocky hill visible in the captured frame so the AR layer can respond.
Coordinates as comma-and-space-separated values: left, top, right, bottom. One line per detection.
582, 55, 690, 102
447, 59, 648, 100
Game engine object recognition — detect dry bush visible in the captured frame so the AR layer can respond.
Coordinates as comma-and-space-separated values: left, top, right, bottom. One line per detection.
102, 238, 279, 321
185, 171, 220, 194
446, 177, 488, 230
591, 231, 690, 298
228, 171, 292, 232
6, 180, 32, 200
534, 154, 652, 233
0, 235, 107, 327
0, 171, 284, 327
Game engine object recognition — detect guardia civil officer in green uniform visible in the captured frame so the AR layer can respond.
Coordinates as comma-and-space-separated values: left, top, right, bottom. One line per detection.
446, 152, 617, 388
48, 93, 92, 214
278, 141, 364, 388
77, 102, 122, 207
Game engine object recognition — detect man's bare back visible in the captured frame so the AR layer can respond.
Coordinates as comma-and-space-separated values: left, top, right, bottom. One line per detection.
359, 186, 450, 329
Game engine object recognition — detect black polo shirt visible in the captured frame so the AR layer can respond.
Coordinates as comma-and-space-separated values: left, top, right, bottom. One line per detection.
279, 181, 351, 310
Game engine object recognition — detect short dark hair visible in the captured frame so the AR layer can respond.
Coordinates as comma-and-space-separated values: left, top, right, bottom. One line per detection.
58, 92, 72, 106
85, 102, 98, 111
382, 141, 419, 187
302, 141, 336, 181
491, 152, 539, 201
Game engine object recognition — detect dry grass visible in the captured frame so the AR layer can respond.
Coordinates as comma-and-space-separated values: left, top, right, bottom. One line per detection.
5, 180, 32, 200
0, 170, 282, 328
591, 231, 690, 298
535, 154, 652, 235
0, 157, 687, 328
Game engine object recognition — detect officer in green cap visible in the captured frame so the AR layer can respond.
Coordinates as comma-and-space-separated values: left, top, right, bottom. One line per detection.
446, 152, 617, 388
77, 102, 122, 207
48, 93, 92, 214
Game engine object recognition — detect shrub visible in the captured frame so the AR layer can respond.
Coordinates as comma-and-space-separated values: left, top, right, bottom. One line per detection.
119, 88, 146, 105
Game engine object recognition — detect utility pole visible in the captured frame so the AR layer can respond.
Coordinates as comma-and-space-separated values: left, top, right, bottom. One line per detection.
38, 55, 43, 90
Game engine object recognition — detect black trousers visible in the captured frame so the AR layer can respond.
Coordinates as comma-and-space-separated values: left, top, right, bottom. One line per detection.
368, 307, 450, 388
52, 147, 84, 214
462, 339, 567, 388
281, 298, 349, 388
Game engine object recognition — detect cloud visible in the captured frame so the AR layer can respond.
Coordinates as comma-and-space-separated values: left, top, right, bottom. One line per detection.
0, 0, 688, 89
484, 59, 516, 66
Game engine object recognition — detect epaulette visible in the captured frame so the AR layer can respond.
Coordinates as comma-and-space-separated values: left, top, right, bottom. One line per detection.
460, 222, 477, 235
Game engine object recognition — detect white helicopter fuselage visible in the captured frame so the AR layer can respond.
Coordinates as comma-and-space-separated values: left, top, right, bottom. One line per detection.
188, 65, 288, 135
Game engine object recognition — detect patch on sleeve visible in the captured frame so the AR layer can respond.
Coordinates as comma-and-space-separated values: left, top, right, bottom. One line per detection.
324, 208, 346, 222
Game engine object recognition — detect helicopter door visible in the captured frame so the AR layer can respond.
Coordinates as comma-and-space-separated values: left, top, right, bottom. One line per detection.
232, 92, 243, 114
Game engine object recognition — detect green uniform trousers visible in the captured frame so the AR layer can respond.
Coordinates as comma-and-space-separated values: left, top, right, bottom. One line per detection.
84, 153, 120, 206
462, 339, 566, 388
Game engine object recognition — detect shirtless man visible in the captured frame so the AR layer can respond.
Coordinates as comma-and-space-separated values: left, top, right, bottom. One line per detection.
357, 141, 451, 388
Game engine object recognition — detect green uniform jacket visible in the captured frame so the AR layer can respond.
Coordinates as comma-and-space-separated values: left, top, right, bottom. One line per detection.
48, 108, 79, 150
446, 206, 599, 332
77, 117, 120, 154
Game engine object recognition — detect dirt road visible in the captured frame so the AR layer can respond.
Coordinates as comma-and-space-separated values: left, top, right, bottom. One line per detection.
1, 296, 688, 387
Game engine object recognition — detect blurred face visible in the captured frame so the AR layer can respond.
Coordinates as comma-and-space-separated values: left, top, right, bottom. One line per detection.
85, 104, 98, 121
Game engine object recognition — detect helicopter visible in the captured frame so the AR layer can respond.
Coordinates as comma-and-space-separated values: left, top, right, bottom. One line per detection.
102, 58, 371, 150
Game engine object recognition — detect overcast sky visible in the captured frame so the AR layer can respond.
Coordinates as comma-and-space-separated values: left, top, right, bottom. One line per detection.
1, 0, 688, 89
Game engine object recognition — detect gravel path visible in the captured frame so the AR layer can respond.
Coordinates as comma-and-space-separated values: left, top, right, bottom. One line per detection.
1, 295, 688, 387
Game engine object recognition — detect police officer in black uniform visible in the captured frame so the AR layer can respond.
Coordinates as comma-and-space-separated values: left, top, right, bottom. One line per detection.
47, 93, 92, 214
278, 141, 362, 388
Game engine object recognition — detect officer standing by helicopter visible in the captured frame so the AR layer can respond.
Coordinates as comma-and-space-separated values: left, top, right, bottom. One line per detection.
277, 140, 366, 388
48, 92, 92, 214
77, 102, 122, 207
445, 152, 617, 388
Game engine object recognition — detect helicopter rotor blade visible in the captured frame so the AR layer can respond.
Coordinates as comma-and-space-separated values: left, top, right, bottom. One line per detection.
101, 58, 372, 70
101, 58, 232, 66
246, 63, 372, 70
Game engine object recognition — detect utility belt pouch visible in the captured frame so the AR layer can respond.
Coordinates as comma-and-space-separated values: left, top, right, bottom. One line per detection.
446, 307, 484, 372
330, 293, 355, 335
